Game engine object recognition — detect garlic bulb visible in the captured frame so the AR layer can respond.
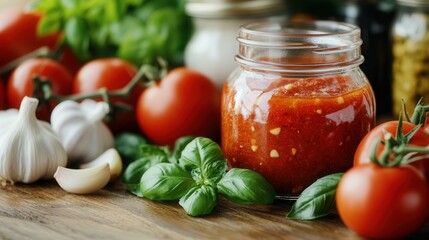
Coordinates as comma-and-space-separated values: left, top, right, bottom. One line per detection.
0, 97, 67, 184
50, 99, 114, 164
0, 109, 18, 125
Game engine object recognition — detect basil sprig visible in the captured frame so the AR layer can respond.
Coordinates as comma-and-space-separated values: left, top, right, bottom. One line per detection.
287, 173, 343, 220
33, 0, 192, 66
179, 185, 218, 217
122, 137, 276, 216
114, 132, 148, 165
218, 168, 276, 205
121, 145, 169, 196
140, 163, 195, 200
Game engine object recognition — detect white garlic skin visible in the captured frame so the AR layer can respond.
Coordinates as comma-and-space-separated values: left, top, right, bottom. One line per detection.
0, 97, 67, 183
51, 99, 114, 164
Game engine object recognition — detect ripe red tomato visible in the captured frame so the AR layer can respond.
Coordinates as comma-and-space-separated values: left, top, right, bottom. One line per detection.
423, 117, 429, 137
0, 7, 58, 68
58, 46, 83, 75
136, 67, 220, 146
0, 7, 82, 74
336, 164, 429, 239
354, 121, 429, 181
73, 58, 143, 133
7, 58, 73, 120
0, 80, 5, 109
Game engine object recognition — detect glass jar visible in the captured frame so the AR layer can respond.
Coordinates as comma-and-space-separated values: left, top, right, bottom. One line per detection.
221, 21, 376, 195
184, 0, 286, 89
392, 0, 429, 114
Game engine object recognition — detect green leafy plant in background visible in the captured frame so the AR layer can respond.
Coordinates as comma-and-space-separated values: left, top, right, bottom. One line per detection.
119, 136, 276, 217
32, 0, 192, 67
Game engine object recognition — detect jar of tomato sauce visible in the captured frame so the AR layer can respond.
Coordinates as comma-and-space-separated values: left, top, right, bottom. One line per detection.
221, 21, 376, 195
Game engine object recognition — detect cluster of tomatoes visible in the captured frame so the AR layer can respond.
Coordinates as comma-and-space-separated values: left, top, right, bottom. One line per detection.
337, 120, 429, 239
0, 8, 220, 147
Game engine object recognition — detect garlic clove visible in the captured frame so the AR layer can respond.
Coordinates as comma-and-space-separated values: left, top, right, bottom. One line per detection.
54, 163, 110, 194
79, 148, 123, 182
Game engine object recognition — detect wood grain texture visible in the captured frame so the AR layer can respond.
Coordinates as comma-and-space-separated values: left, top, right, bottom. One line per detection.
0, 181, 428, 240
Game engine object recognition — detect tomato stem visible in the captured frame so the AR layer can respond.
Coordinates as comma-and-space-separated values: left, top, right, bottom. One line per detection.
378, 133, 396, 166
31, 61, 164, 122
0, 47, 51, 77
395, 145, 429, 155
371, 101, 429, 167
410, 98, 429, 125
370, 119, 429, 167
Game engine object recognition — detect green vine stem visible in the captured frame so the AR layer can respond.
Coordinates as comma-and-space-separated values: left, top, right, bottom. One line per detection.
410, 104, 429, 126
370, 131, 429, 167
0, 47, 52, 76
32, 60, 166, 122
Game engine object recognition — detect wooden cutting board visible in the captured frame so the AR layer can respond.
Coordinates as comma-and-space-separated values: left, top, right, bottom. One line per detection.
0, 181, 427, 239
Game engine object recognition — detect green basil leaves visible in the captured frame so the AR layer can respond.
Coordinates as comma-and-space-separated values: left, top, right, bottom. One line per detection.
287, 173, 343, 220
33, 0, 192, 66
218, 168, 276, 205
179, 137, 227, 185
179, 185, 218, 217
122, 137, 276, 216
64, 17, 90, 61
140, 163, 195, 200
114, 132, 148, 165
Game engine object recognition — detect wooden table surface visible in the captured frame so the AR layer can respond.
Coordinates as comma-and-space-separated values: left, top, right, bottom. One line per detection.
0, 181, 428, 240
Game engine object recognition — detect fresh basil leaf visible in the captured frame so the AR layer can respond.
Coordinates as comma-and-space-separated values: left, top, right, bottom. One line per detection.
217, 168, 276, 205
118, 29, 157, 65
64, 17, 90, 61
33, 0, 192, 66
122, 159, 149, 197
132, 0, 172, 22
104, 0, 120, 22
37, 8, 63, 36
179, 185, 218, 217
118, 4, 191, 66
179, 137, 227, 184
287, 173, 344, 220
140, 144, 170, 159
171, 136, 195, 163
122, 154, 169, 196
109, 16, 141, 45
140, 163, 195, 200
114, 132, 147, 164
31, 0, 60, 12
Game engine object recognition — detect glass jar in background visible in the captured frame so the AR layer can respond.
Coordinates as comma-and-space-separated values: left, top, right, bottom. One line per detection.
392, 0, 429, 114
221, 21, 376, 195
184, 0, 287, 89
286, 0, 396, 116
339, 0, 396, 116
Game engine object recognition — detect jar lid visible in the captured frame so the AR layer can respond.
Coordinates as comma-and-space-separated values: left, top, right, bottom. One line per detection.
185, 0, 286, 18
397, 0, 429, 7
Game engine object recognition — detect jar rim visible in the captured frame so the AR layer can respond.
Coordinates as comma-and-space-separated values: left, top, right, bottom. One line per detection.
236, 20, 363, 74
239, 21, 361, 40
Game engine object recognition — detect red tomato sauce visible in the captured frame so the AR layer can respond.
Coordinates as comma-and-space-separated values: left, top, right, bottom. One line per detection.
221, 73, 375, 194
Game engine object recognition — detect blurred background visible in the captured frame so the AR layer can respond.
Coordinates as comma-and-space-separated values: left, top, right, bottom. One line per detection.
1, 0, 425, 118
